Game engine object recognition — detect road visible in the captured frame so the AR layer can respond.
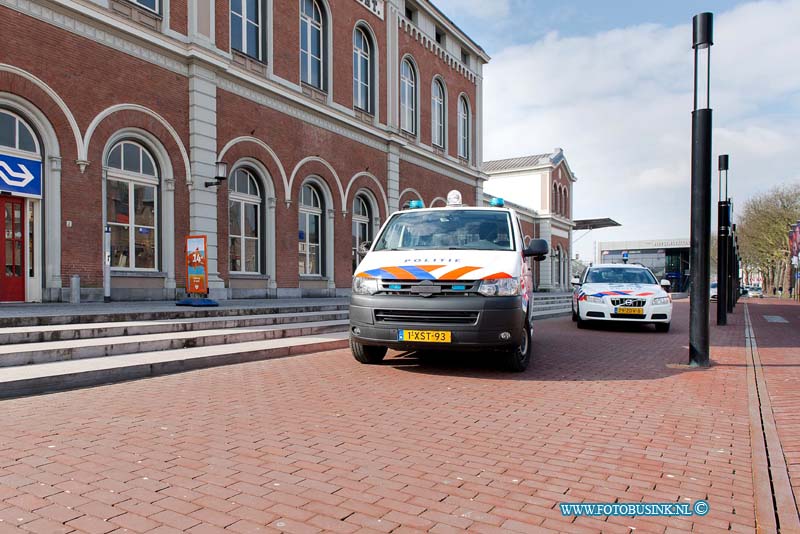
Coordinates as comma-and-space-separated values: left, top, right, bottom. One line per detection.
2, 300, 795, 533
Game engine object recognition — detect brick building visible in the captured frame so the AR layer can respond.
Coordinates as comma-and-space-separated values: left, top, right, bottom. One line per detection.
0, 0, 490, 302
483, 150, 577, 291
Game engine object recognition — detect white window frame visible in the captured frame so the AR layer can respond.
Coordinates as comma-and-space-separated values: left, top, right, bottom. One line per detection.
300, 0, 324, 90
431, 79, 445, 148
400, 58, 417, 134
458, 95, 470, 159
353, 27, 372, 113
105, 141, 159, 272
131, 0, 160, 14
231, 0, 262, 60
0, 109, 40, 155
229, 168, 262, 274
299, 184, 323, 276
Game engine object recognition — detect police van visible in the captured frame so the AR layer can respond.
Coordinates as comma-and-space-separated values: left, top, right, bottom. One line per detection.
349, 190, 549, 371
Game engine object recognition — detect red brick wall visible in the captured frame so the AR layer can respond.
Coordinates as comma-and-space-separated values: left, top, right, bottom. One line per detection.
398, 160, 475, 208
217, 89, 388, 289
273, 0, 301, 84
398, 29, 477, 162
0, 7, 190, 288
170, 0, 188, 34
551, 162, 572, 219
216, 0, 228, 52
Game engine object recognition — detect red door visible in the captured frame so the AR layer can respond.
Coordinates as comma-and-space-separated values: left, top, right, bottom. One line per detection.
0, 197, 25, 302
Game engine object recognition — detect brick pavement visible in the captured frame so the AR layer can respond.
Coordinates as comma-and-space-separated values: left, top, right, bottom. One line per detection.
744, 298, 800, 522
0, 302, 768, 533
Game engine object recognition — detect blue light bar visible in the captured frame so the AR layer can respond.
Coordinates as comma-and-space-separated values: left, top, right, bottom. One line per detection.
489, 197, 505, 207
408, 200, 425, 209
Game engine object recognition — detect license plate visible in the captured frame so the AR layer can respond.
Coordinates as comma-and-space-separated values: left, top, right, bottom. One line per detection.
615, 307, 644, 315
398, 330, 451, 343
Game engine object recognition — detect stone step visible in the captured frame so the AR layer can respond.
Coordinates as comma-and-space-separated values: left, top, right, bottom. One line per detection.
0, 332, 350, 399
0, 320, 349, 367
0, 300, 350, 328
0, 310, 349, 345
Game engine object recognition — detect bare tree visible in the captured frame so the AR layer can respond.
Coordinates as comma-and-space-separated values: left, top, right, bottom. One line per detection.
737, 184, 800, 295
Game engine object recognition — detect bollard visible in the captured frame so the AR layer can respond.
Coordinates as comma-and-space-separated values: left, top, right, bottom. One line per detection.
70, 275, 80, 304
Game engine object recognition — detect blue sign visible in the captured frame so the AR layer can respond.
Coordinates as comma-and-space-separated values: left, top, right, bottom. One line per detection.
0, 153, 42, 197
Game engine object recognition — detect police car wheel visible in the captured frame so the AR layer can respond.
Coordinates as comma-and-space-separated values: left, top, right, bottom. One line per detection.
572, 304, 578, 322
350, 336, 387, 364
504, 321, 531, 372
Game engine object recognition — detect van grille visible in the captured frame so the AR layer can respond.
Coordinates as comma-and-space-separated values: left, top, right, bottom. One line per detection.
377, 280, 479, 296
374, 309, 479, 325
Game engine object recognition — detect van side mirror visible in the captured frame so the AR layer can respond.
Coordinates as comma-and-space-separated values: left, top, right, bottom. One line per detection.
523, 239, 548, 261
358, 241, 372, 256
571, 276, 581, 286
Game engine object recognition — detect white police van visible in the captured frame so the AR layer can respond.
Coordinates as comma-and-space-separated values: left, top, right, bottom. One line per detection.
349, 190, 549, 371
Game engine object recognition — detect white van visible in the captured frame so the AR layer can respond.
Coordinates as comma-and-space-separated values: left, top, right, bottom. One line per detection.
349, 190, 549, 371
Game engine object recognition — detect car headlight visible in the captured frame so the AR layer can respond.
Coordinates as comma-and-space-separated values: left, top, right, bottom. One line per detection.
352, 277, 379, 295
653, 296, 671, 305
478, 278, 520, 296
586, 295, 604, 304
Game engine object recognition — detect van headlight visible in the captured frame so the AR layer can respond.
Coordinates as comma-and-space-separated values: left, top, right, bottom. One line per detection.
653, 296, 671, 305
352, 277, 379, 295
478, 278, 520, 296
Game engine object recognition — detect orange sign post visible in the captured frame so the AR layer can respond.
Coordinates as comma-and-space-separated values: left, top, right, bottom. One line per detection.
185, 235, 209, 295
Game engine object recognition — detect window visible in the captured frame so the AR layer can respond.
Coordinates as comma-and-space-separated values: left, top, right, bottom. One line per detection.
231, 0, 262, 60
460, 48, 470, 66
300, 0, 324, 89
404, 6, 416, 21
564, 188, 569, 217
458, 96, 470, 159
375, 210, 513, 252
131, 0, 159, 13
400, 59, 417, 134
352, 195, 372, 272
0, 109, 39, 154
353, 27, 372, 113
105, 141, 158, 270
432, 79, 445, 148
299, 183, 322, 275
552, 183, 558, 214
435, 27, 445, 46
229, 168, 261, 273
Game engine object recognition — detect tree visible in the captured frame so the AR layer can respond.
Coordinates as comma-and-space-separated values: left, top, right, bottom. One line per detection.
737, 184, 800, 295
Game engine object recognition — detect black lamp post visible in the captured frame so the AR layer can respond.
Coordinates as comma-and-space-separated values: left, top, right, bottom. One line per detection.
205, 161, 229, 188
689, 13, 714, 366
716, 154, 729, 326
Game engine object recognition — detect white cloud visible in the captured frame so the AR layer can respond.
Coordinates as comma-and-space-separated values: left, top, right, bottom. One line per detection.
482, 0, 800, 261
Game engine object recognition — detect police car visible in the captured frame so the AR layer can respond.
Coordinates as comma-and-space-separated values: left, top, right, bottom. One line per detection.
349, 190, 549, 372
571, 263, 673, 332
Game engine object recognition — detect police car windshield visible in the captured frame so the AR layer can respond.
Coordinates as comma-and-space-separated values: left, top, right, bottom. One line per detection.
374, 210, 514, 252
585, 268, 657, 285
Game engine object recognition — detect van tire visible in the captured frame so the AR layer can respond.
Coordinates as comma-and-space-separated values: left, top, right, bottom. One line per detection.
350, 336, 387, 364
504, 321, 531, 372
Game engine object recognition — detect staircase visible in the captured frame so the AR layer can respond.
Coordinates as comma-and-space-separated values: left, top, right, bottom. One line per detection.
0, 300, 351, 399
531, 292, 573, 320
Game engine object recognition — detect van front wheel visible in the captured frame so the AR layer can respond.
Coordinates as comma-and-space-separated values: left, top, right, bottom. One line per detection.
350, 336, 387, 364
504, 321, 531, 372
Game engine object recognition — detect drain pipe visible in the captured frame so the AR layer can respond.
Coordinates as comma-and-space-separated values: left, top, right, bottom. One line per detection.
103, 225, 111, 303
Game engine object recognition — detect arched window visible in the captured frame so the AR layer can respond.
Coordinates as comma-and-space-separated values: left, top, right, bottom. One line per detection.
352, 194, 372, 272
300, 0, 324, 89
563, 187, 569, 218
400, 58, 416, 134
299, 183, 323, 275
0, 109, 39, 154
552, 183, 558, 214
229, 168, 261, 273
353, 27, 372, 113
431, 79, 445, 148
458, 95, 470, 159
105, 140, 159, 270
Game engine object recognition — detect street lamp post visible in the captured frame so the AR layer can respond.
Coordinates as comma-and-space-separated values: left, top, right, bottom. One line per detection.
717, 154, 729, 326
729, 222, 736, 311
689, 13, 714, 366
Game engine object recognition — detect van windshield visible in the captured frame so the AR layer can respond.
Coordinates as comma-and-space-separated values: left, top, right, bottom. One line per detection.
585, 268, 657, 285
374, 210, 514, 251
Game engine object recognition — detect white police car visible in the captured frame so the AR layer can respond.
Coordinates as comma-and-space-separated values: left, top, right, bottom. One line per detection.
571, 263, 673, 332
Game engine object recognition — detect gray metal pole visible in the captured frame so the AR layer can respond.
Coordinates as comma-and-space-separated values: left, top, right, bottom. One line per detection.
690, 108, 713, 366
104, 225, 111, 303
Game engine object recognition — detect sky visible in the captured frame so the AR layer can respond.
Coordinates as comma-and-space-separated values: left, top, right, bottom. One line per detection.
433, 0, 800, 262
